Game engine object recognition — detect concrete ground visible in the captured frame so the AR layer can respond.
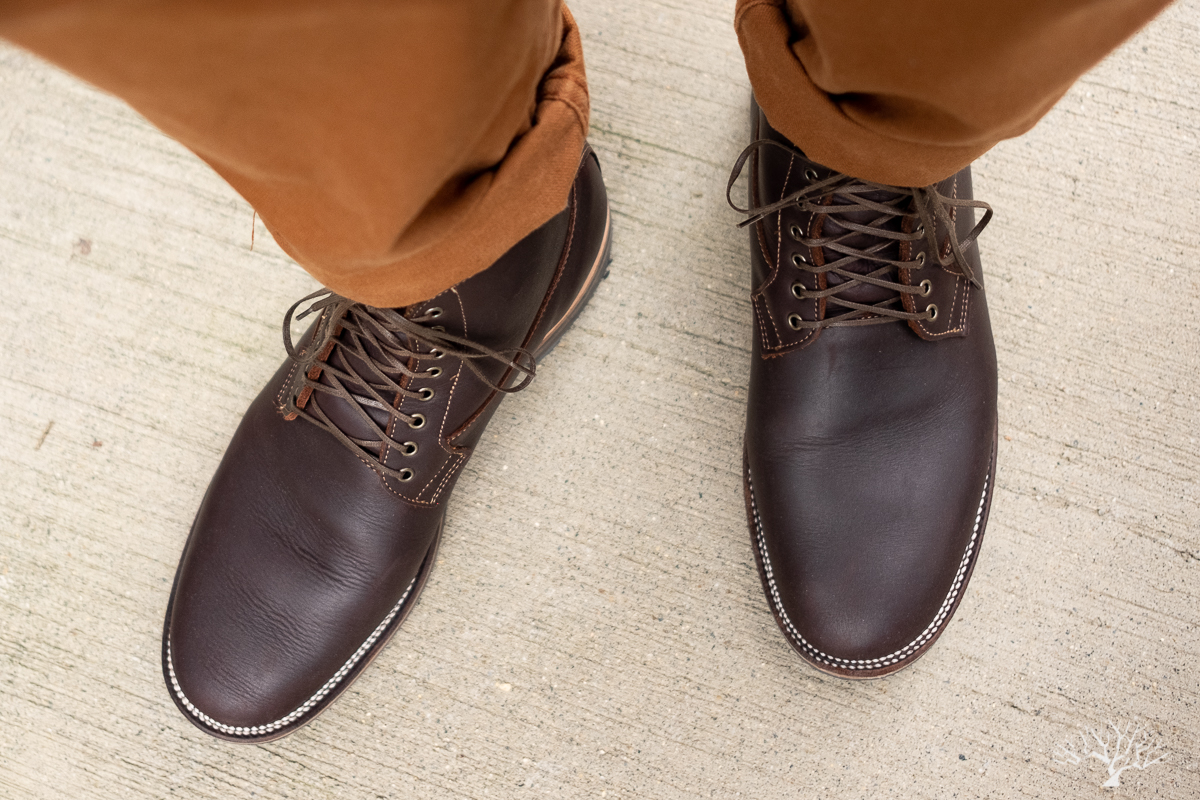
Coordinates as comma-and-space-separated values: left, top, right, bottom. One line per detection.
1, 2, 1197, 797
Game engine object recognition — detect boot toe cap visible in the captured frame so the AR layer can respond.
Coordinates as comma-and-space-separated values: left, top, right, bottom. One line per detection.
747, 452, 992, 676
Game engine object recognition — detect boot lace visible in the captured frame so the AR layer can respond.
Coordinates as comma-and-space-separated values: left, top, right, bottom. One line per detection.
280, 290, 536, 482
727, 139, 992, 328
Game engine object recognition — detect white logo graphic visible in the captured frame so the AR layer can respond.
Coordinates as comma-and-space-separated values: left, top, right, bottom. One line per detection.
1054, 721, 1167, 788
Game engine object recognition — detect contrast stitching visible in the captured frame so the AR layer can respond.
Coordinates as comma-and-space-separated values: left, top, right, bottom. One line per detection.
918, 176, 968, 338
917, 274, 965, 339
761, 157, 794, 347
415, 367, 464, 503
534, 183, 577, 334
754, 152, 816, 353
167, 576, 417, 737
753, 294, 775, 350
752, 156, 791, 348
372, 290, 465, 507
750, 115, 776, 280
416, 289, 469, 503
747, 467, 989, 670
276, 358, 301, 412
275, 316, 314, 412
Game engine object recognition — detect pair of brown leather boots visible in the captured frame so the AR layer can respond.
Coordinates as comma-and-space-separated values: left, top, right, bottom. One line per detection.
163, 102, 998, 742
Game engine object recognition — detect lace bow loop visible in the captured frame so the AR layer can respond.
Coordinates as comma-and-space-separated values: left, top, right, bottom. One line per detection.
910, 185, 990, 290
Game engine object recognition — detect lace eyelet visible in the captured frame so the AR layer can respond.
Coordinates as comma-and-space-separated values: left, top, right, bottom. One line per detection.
791, 282, 805, 299
408, 413, 426, 429
788, 224, 803, 241
398, 468, 414, 482
429, 348, 445, 360
401, 441, 418, 456
787, 313, 803, 330
919, 279, 933, 297
426, 307, 443, 319
914, 224, 925, 236
427, 367, 442, 378
791, 253, 810, 267
418, 388, 435, 401
926, 304, 938, 321
915, 252, 926, 266
803, 168, 819, 181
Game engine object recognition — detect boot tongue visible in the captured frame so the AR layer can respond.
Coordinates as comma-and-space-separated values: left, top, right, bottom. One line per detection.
818, 188, 909, 309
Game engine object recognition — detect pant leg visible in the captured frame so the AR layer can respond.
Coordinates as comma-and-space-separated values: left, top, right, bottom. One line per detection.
735, 0, 1173, 186
0, 0, 589, 307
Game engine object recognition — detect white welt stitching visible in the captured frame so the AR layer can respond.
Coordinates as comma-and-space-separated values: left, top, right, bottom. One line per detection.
167, 576, 416, 737
748, 468, 989, 670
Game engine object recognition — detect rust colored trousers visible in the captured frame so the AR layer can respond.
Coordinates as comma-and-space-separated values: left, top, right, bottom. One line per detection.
0, 0, 1171, 307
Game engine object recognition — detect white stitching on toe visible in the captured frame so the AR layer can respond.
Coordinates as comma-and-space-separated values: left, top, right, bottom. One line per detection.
747, 468, 989, 671
167, 576, 417, 737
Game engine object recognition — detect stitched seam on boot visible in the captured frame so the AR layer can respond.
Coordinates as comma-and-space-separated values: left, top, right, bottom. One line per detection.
753, 155, 791, 350
416, 361, 467, 505
747, 468, 988, 669
376, 290, 466, 507
756, 154, 817, 353
915, 176, 969, 338
166, 576, 417, 738
416, 289, 470, 504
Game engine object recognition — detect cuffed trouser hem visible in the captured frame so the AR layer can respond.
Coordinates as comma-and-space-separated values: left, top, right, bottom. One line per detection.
300, 7, 590, 307
736, 0, 1173, 187
3, 1, 589, 307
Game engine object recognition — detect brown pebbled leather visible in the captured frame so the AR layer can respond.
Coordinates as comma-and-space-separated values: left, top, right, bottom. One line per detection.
742, 100, 998, 678
163, 146, 611, 741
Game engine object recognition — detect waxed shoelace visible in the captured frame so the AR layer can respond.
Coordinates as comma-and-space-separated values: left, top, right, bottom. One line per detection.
280, 289, 536, 481
727, 138, 993, 328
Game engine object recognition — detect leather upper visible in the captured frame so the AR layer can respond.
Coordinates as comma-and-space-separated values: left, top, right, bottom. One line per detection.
165, 147, 609, 737
743, 101, 998, 675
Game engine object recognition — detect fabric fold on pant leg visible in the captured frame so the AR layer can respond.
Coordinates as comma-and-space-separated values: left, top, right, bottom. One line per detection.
309, 5, 591, 307
1, 0, 589, 307
735, 0, 1173, 187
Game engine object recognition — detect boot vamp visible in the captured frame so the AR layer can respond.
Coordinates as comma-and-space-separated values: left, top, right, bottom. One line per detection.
746, 313, 996, 662
168, 356, 443, 729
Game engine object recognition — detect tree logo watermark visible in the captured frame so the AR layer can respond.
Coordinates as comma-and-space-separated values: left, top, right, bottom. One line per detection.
1054, 720, 1167, 788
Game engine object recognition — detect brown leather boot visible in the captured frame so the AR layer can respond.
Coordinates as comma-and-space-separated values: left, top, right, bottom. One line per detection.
163, 146, 611, 740
730, 100, 998, 678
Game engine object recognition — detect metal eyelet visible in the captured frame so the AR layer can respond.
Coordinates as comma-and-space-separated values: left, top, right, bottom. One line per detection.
401, 441, 418, 456
398, 468, 414, 482
919, 279, 933, 297
791, 282, 805, 299
418, 387, 435, 401
426, 307, 443, 319
915, 251, 926, 266
426, 367, 442, 378
787, 313, 803, 330
788, 224, 803, 241
926, 304, 938, 321
914, 224, 925, 235
408, 413, 426, 429
791, 253, 810, 267
429, 348, 445, 360
803, 168, 819, 181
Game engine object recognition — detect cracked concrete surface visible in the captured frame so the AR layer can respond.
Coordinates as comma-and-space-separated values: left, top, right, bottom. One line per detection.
1, 1, 1197, 797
